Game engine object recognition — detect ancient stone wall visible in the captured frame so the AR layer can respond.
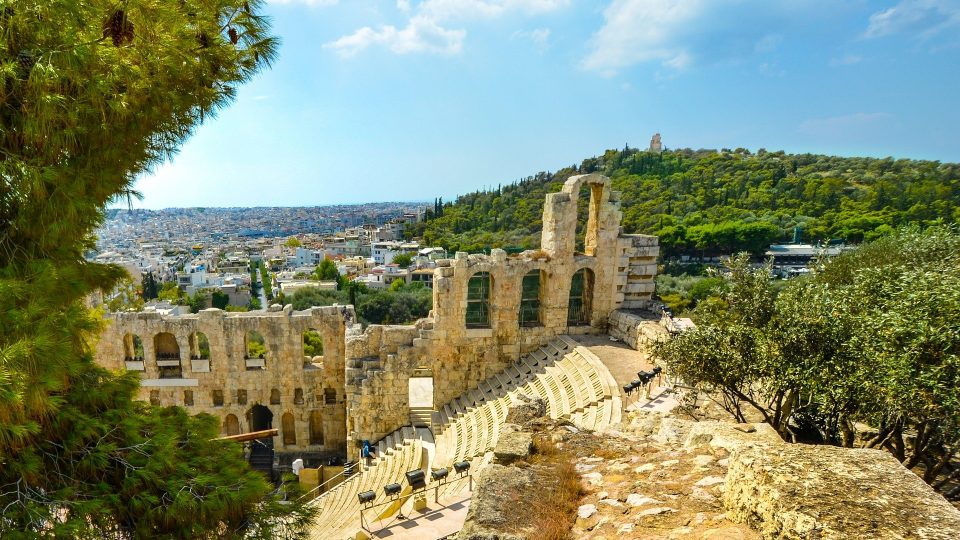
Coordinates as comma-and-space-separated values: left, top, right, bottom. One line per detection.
608, 309, 667, 351
96, 174, 662, 463
94, 305, 350, 456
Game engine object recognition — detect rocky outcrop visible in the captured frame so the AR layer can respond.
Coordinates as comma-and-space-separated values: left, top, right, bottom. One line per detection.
493, 426, 533, 465
724, 443, 960, 540
456, 464, 535, 540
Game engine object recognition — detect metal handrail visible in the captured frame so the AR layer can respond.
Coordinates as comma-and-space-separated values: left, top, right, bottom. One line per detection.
299, 461, 361, 502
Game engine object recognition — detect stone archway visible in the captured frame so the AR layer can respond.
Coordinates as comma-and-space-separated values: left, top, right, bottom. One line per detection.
248, 404, 273, 432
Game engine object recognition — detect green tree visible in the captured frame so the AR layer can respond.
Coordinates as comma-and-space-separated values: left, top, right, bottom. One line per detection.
285, 237, 302, 248
158, 281, 185, 303
141, 271, 159, 300
391, 253, 413, 267
211, 290, 230, 310
0, 1, 315, 535
106, 277, 146, 312
313, 258, 340, 281
655, 228, 960, 497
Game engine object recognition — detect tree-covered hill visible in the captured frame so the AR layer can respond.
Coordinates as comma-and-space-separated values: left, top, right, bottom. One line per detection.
407, 147, 960, 257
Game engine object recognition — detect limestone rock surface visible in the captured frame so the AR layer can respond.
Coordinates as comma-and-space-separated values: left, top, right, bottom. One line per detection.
724, 443, 960, 540
493, 430, 533, 465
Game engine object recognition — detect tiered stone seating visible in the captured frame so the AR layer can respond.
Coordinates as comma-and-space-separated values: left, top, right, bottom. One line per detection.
308, 336, 621, 539
431, 336, 623, 475
308, 427, 426, 539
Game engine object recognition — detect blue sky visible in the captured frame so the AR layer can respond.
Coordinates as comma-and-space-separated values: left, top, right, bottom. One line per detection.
132, 0, 960, 209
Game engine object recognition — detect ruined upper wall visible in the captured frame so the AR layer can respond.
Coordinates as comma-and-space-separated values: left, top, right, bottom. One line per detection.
94, 306, 351, 454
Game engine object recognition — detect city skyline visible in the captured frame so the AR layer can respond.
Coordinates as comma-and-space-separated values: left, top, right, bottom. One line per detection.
130, 0, 960, 209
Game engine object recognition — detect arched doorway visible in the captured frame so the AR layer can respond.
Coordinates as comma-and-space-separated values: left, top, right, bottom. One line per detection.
246, 405, 275, 476
248, 404, 273, 432
408, 373, 434, 428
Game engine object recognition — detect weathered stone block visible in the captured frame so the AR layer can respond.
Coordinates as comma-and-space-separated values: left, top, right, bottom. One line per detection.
725, 444, 960, 539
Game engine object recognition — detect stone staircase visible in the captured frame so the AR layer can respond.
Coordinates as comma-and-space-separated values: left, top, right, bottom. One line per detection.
409, 406, 433, 428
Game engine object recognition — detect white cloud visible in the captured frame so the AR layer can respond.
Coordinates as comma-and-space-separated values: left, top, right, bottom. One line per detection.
799, 112, 893, 136
864, 0, 960, 39
327, 0, 568, 57
581, 0, 828, 75
513, 28, 551, 50
324, 15, 465, 57
419, 0, 569, 21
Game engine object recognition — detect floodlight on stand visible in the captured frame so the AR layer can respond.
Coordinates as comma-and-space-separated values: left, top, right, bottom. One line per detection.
454, 461, 471, 475
358, 490, 376, 505
384, 483, 402, 497
405, 469, 426, 491
431, 467, 449, 482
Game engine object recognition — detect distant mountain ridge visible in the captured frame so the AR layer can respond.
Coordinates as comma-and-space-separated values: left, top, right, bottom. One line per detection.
407, 147, 960, 257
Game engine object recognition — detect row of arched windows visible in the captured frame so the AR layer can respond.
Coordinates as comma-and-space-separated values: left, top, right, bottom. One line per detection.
465, 268, 595, 328
121, 329, 326, 376
221, 410, 324, 446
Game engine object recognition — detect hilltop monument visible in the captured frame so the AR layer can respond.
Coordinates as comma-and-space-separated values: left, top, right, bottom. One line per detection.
649, 133, 663, 152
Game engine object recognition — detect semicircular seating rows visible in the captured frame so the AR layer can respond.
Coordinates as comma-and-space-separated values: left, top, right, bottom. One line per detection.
307, 335, 621, 539
307, 427, 426, 539
430, 336, 622, 500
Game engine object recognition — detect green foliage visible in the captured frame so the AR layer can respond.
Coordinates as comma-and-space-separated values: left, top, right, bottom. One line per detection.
289, 287, 347, 310
248, 297, 262, 311
259, 262, 273, 300
391, 253, 413, 267
654, 274, 726, 314
141, 271, 159, 300
188, 291, 209, 314
655, 228, 960, 496
106, 277, 146, 312
356, 282, 432, 325
211, 290, 229, 310
415, 148, 960, 256
285, 237, 302, 248
302, 330, 324, 356
312, 259, 340, 282
0, 0, 314, 535
245, 331, 266, 358
288, 282, 431, 325
158, 281, 185, 303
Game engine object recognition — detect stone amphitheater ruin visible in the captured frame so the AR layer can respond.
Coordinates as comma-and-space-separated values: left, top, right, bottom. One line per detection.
95, 174, 960, 539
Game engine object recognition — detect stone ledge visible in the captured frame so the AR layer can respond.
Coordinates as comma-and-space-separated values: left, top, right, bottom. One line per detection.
141, 378, 199, 387
724, 443, 960, 540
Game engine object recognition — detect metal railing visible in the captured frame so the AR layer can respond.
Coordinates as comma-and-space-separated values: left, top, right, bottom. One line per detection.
299, 461, 361, 502
358, 473, 473, 532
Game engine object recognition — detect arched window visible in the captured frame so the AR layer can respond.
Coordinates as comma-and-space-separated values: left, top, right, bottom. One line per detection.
282, 413, 297, 446
123, 333, 144, 361
309, 411, 324, 445
303, 329, 324, 367
465, 272, 491, 328
245, 330, 266, 359
224, 414, 241, 436
270, 388, 281, 405
567, 268, 594, 326
189, 332, 210, 360
154, 332, 182, 378
519, 270, 542, 327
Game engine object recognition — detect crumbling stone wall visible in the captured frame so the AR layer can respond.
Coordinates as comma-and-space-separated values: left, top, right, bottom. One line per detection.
94, 305, 349, 455
340, 174, 661, 454
608, 309, 666, 350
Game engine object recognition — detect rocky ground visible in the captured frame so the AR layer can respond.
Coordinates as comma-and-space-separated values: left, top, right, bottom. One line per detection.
566, 414, 759, 540
458, 396, 960, 540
